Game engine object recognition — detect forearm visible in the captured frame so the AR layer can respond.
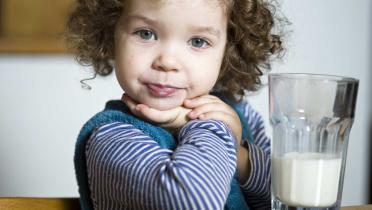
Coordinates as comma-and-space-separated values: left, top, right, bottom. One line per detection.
236, 145, 251, 184
240, 143, 271, 210
86, 120, 237, 210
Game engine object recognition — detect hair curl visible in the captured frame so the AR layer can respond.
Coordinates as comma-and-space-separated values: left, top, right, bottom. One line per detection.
65, 0, 285, 101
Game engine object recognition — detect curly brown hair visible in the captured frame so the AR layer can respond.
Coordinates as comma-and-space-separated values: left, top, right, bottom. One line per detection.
65, 0, 284, 102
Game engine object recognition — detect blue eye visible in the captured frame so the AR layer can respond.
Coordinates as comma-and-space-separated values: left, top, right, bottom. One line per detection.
135, 29, 156, 40
190, 38, 209, 48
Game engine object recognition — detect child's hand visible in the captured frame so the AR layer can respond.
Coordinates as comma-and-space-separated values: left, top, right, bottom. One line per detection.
185, 95, 251, 183
122, 94, 192, 129
184, 95, 242, 146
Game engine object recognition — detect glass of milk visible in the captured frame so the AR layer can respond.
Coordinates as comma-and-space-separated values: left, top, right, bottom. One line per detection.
269, 73, 359, 210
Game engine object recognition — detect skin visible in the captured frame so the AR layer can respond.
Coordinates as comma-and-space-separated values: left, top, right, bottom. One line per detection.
115, 0, 250, 184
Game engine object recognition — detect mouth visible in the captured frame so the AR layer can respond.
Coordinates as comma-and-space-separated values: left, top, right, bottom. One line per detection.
146, 83, 181, 98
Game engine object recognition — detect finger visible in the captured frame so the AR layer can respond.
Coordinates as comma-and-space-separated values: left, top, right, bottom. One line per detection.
188, 102, 232, 119
198, 111, 242, 140
122, 94, 139, 111
121, 95, 158, 121
198, 111, 235, 127
135, 104, 175, 123
139, 105, 191, 126
196, 94, 219, 100
185, 95, 220, 106
184, 95, 221, 108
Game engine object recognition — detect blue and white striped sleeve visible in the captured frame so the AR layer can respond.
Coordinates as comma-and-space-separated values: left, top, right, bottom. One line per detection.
240, 101, 271, 209
85, 119, 237, 210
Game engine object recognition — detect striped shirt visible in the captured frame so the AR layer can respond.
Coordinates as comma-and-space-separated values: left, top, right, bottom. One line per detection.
86, 101, 271, 210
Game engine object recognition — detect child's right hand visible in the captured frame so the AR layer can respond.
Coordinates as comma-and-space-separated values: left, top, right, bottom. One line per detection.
122, 94, 192, 129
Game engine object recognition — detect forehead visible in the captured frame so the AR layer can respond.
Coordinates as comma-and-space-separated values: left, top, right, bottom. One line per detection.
125, 0, 226, 5
122, 0, 228, 25
124, 0, 229, 15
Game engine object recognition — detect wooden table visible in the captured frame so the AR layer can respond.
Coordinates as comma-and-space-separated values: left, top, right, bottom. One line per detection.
0, 197, 370, 210
342, 205, 372, 210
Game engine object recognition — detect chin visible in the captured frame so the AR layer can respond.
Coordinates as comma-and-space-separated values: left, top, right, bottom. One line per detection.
142, 97, 183, 111
146, 101, 181, 111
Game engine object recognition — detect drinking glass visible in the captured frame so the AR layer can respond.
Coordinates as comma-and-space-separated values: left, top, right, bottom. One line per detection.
269, 73, 359, 210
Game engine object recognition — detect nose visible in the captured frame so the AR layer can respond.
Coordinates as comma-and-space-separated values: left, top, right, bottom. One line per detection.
152, 48, 181, 72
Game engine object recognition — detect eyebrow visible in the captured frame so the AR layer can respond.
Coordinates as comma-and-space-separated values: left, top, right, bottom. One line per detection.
125, 14, 221, 39
126, 15, 160, 26
189, 26, 221, 39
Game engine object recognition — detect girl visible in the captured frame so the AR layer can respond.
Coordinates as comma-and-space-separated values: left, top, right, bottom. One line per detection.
66, 0, 284, 209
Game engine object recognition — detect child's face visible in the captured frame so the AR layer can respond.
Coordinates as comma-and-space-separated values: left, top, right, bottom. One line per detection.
114, 0, 227, 110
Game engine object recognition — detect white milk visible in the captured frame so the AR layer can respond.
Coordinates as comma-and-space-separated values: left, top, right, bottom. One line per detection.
273, 152, 342, 207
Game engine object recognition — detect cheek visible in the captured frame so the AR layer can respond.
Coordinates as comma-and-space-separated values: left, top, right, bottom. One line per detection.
203, 58, 222, 82
126, 54, 136, 65
190, 65, 220, 94
114, 57, 132, 88
115, 53, 136, 75
206, 71, 220, 90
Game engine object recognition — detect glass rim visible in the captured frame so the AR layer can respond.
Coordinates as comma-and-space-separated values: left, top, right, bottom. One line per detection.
269, 73, 359, 83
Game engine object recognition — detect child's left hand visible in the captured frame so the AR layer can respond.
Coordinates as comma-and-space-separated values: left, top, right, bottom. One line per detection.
183, 95, 242, 146
185, 95, 251, 183
122, 94, 192, 129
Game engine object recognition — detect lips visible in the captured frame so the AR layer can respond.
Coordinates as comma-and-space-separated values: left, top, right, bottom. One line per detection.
146, 83, 179, 97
